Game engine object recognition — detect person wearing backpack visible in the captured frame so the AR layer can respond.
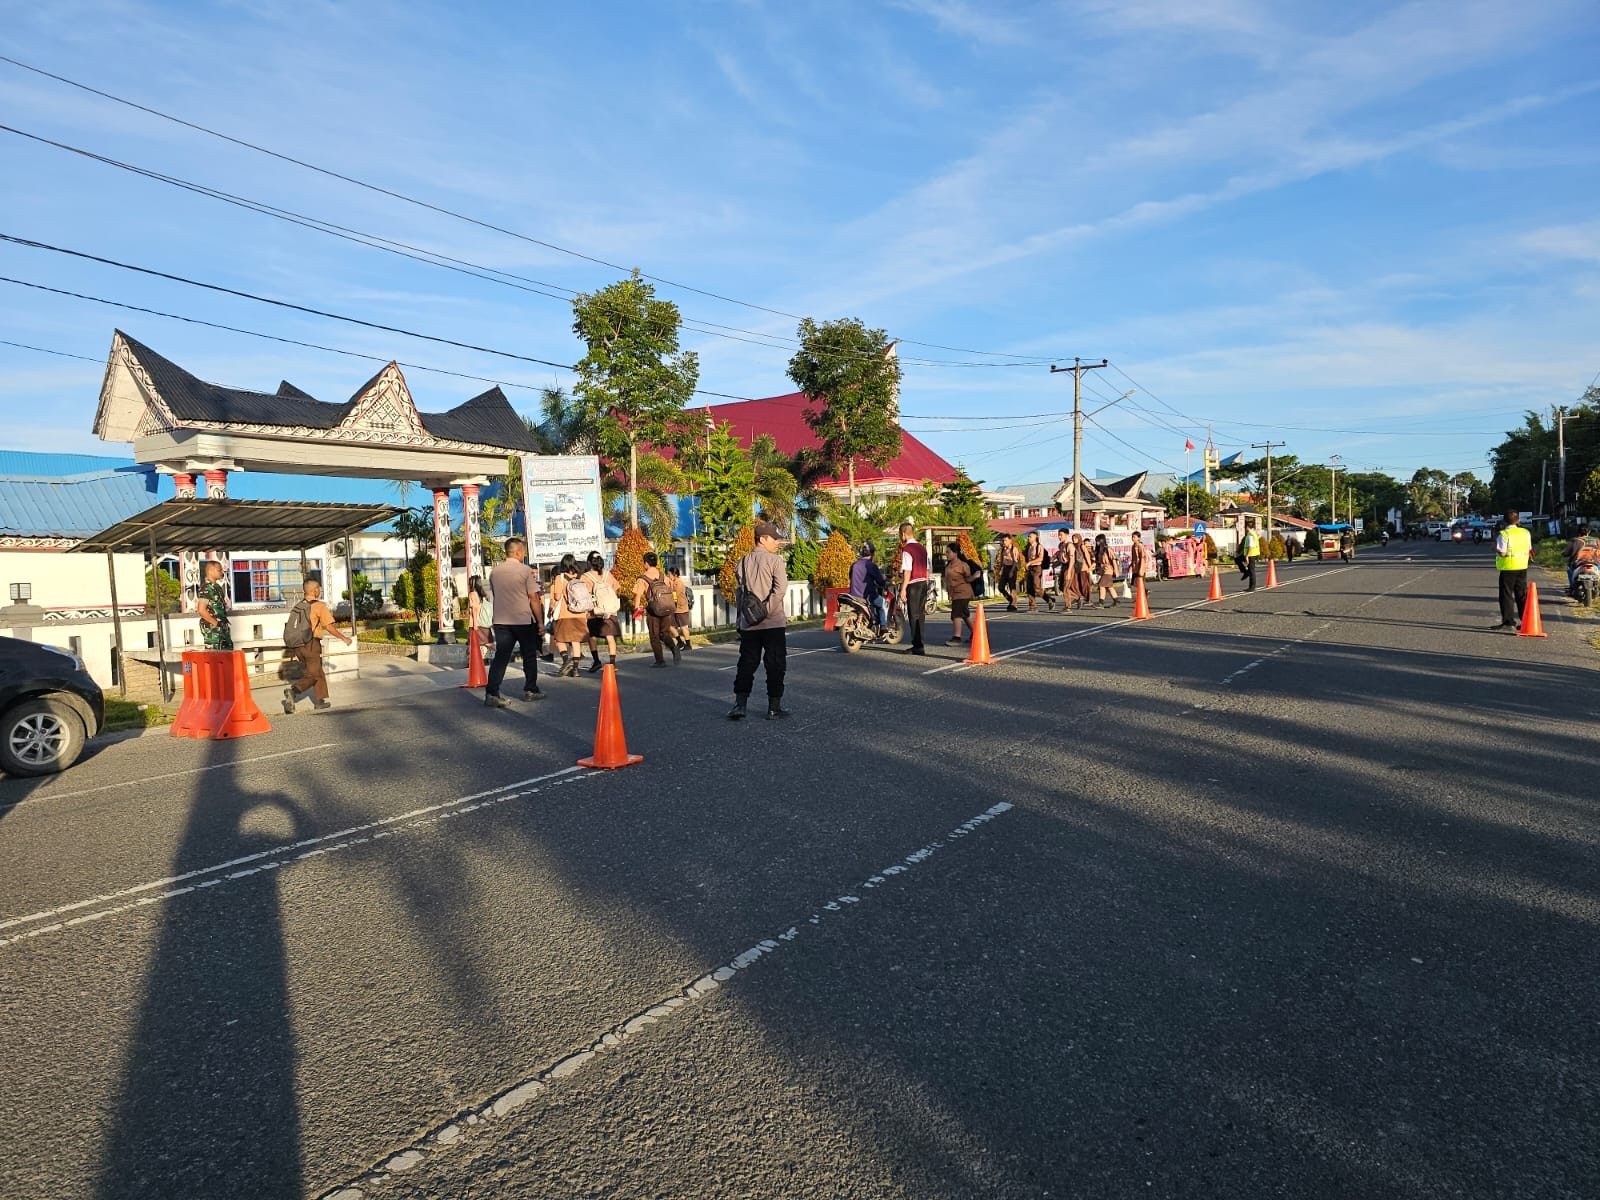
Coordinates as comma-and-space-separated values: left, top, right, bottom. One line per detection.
729, 521, 790, 721
631, 551, 679, 667
668, 566, 694, 652
548, 554, 588, 677
281, 577, 351, 713
581, 551, 623, 673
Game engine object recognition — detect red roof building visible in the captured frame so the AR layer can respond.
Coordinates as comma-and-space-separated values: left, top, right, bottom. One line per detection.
693, 393, 959, 494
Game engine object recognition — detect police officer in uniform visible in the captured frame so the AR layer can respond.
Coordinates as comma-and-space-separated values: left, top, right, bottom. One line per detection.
1492, 511, 1531, 632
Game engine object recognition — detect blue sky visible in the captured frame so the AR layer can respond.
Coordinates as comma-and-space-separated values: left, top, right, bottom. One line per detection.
1, 0, 1597, 492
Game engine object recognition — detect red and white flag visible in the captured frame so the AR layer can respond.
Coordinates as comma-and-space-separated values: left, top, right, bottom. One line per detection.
1184, 439, 1195, 451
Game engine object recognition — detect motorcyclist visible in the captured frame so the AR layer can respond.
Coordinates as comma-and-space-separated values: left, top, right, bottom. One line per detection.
849, 541, 889, 634
1380, 529, 1390, 546
1567, 533, 1600, 592
1339, 527, 1355, 562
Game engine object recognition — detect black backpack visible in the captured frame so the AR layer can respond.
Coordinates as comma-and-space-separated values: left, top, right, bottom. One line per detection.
283, 600, 313, 649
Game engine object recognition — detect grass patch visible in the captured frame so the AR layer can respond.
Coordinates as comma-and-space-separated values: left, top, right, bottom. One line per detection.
1533, 537, 1567, 572
103, 698, 172, 732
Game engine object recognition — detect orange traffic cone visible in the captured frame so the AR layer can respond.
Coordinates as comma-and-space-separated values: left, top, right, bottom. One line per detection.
1517, 581, 1547, 638
1265, 558, 1280, 589
1132, 576, 1152, 619
965, 602, 994, 664
461, 629, 489, 689
1207, 568, 1224, 601
578, 663, 644, 769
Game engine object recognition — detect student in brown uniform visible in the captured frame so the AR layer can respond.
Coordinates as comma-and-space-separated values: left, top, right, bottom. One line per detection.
667, 565, 693, 652
941, 540, 979, 645
1023, 530, 1047, 612
282, 577, 352, 713
631, 552, 679, 667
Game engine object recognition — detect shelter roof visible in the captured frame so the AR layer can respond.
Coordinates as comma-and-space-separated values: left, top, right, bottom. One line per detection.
0, 466, 160, 539
690, 393, 958, 488
70, 497, 401, 555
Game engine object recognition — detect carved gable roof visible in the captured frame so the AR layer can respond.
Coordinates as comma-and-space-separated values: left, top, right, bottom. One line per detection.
93, 332, 538, 453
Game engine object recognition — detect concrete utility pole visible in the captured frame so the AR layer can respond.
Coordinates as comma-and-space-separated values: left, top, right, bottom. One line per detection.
1252, 441, 1285, 534
1555, 405, 1580, 517
1049, 357, 1109, 529
1329, 455, 1342, 525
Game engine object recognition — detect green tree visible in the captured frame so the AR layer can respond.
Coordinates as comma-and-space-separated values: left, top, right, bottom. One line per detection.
788, 317, 902, 503
937, 467, 992, 548
145, 567, 181, 614
342, 572, 383, 619
682, 422, 754, 572
1576, 462, 1600, 519
571, 271, 699, 527
749, 434, 800, 529
1155, 483, 1219, 522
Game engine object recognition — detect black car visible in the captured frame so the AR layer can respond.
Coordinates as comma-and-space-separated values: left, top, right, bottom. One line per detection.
0, 635, 105, 776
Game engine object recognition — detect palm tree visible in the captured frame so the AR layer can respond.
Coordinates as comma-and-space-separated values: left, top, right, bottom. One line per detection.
749, 434, 798, 528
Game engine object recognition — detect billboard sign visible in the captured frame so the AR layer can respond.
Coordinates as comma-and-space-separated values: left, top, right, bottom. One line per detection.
519, 454, 605, 563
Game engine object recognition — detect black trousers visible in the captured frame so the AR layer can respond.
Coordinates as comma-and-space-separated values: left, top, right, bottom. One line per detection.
906, 581, 929, 648
734, 627, 787, 700
487, 623, 541, 696
1241, 558, 1256, 591
998, 567, 1018, 604
1498, 569, 1528, 626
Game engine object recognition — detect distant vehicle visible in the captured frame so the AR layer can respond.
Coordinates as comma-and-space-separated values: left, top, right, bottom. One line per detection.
1424, 521, 1448, 539
0, 636, 105, 776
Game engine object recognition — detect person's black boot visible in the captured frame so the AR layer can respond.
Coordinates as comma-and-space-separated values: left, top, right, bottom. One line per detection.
767, 699, 792, 720
727, 694, 749, 721
588, 654, 602, 674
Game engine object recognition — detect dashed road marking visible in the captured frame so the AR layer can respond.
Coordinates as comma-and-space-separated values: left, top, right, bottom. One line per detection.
312, 799, 1015, 1200
0, 767, 588, 949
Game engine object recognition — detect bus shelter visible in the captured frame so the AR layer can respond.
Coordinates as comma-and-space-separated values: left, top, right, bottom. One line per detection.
72, 498, 399, 699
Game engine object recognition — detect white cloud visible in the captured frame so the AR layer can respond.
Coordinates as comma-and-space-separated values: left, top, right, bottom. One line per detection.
1517, 222, 1600, 264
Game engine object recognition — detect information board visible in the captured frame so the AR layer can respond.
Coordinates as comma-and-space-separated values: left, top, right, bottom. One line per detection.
518, 454, 605, 563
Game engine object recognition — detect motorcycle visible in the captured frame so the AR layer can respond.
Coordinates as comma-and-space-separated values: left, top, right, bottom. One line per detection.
835, 591, 905, 653
1379, 531, 1389, 547
1570, 561, 1600, 607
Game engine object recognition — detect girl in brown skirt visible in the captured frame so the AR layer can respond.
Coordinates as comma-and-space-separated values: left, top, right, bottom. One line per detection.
549, 554, 589, 677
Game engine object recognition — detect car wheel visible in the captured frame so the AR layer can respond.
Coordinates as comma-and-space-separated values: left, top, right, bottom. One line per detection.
1, 696, 88, 777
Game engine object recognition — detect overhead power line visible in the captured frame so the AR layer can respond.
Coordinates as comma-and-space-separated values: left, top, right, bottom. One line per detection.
0, 233, 576, 370
0, 123, 1058, 371
0, 53, 1067, 364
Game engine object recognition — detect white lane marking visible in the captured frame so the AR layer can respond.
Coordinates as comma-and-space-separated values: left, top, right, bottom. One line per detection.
922, 565, 1357, 677
0, 767, 585, 946
716, 646, 826, 671
1219, 621, 1335, 684
1217, 568, 1432, 686
313, 800, 1016, 1200
0, 743, 340, 812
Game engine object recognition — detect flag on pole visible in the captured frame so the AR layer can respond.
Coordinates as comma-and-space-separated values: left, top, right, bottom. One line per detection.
1184, 439, 1195, 451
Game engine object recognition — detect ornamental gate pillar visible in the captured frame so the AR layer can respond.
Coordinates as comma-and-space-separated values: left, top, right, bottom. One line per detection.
432, 486, 455, 642
203, 469, 229, 498
462, 483, 483, 589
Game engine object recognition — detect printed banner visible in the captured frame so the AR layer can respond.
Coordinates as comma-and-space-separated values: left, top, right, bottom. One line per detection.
519, 454, 605, 563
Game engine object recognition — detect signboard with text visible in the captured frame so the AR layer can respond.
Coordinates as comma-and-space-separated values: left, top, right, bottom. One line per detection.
519, 454, 605, 563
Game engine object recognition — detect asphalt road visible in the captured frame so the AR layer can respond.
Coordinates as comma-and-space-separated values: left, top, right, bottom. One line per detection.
1, 539, 1596, 1200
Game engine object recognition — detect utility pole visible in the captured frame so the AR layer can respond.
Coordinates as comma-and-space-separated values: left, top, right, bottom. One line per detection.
1555, 405, 1580, 518
1252, 441, 1285, 534
1329, 455, 1342, 525
1049, 357, 1109, 529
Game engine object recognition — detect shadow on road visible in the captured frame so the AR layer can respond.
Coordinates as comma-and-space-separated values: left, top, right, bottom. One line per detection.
94, 740, 310, 1200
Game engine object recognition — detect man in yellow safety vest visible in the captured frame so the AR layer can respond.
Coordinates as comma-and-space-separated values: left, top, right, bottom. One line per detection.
1237, 522, 1261, 592
1492, 510, 1532, 631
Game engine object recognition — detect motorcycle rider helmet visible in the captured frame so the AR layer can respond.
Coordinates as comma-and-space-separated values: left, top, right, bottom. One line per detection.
859, 541, 875, 559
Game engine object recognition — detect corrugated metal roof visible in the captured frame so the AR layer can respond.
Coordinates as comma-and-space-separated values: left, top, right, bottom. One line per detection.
0, 450, 143, 477
0, 467, 160, 538
70, 498, 402, 554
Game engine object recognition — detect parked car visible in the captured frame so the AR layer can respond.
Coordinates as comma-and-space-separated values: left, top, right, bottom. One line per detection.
0, 636, 105, 776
